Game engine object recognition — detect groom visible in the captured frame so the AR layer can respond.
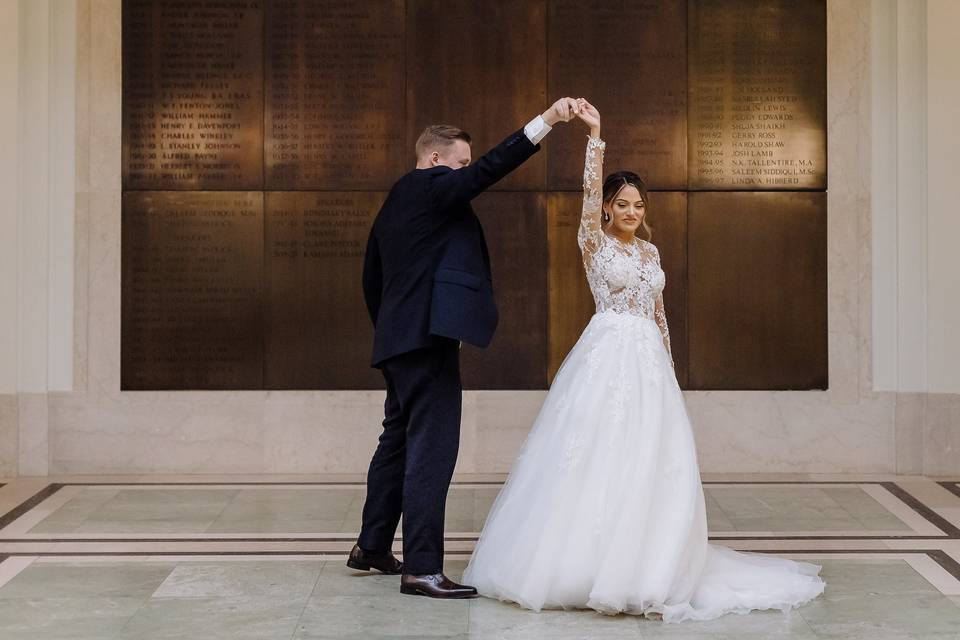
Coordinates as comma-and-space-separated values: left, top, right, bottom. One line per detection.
351, 98, 581, 598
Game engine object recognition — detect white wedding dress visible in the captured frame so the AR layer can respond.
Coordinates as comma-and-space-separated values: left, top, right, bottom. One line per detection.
462, 136, 825, 622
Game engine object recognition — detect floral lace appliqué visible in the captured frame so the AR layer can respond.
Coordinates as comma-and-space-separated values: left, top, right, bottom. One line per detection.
577, 135, 674, 366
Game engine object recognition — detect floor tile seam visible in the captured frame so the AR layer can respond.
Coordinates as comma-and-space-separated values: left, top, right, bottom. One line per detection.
0, 548, 955, 558
835, 485, 914, 532
0, 484, 65, 532
0, 556, 37, 591
702, 489, 742, 531
293, 563, 327, 640
46, 486, 123, 534
855, 483, 920, 533
903, 553, 960, 595
925, 548, 960, 582
93, 577, 157, 639
937, 481, 960, 501
882, 482, 960, 537
861, 483, 951, 536
0, 480, 954, 541
0, 532, 955, 543
1, 486, 89, 537
0, 479, 931, 528
200, 487, 247, 537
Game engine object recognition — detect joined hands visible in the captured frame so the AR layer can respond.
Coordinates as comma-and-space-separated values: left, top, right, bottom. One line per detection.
542, 97, 601, 138
575, 98, 601, 138
542, 97, 581, 126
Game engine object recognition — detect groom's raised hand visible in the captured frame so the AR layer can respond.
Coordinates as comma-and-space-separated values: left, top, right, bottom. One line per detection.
541, 97, 581, 127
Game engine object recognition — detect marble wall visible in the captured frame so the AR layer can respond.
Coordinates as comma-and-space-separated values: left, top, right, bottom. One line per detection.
0, 0, 19, 477
0, 395, 16, 478
925, 0, 960, 393
0, 0, 954, 477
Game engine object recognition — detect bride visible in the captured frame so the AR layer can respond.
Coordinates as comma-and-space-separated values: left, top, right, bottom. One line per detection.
462, 99, 825, 622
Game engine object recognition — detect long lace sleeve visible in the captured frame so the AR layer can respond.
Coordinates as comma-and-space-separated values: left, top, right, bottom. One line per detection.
654, 292, 674, 368
649, 242, 674, 367
577, 136, 606, 260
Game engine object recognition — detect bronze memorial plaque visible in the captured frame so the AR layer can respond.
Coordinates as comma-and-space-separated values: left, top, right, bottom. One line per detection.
265, 1, 406, 190
460, 193, 549, 390
548, 0, 688, 190
264, 192, 384, 390
688, 0, 827, 190
547, 192, 688, 387
119, 0, 828, 391
687, 192, 828, 390
546, 193, 595, 383
121, 192, 264, 390
406, 0, 548, 192
645, 192, 689, 389
122, 0, 264, 190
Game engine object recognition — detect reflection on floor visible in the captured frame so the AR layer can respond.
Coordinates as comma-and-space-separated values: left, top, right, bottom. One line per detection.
0, 474, 958, 639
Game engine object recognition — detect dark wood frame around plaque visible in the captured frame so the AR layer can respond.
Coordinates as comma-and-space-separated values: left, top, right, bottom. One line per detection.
121, 0, 829, 392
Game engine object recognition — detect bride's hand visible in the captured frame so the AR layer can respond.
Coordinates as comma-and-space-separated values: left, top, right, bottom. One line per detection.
576, 99, 601, 136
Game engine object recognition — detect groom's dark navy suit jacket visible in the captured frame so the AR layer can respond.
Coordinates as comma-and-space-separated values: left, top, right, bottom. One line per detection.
362, 128, 540, 367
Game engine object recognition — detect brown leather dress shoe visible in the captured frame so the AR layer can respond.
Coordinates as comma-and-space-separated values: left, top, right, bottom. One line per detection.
346, 543, 403, 575
400, 573, 479, 599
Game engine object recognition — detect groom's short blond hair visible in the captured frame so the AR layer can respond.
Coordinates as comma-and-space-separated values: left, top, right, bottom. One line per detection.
415, 125, 472, 159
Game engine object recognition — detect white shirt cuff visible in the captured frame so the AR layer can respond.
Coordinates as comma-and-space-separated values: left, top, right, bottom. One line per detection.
523, 115, 552, 145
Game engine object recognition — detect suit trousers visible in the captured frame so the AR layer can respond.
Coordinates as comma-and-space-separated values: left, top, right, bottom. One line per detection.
358, 338, 462, 575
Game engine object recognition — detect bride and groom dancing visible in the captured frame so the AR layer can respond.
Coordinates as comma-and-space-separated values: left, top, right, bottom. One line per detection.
353, 97, 825, 622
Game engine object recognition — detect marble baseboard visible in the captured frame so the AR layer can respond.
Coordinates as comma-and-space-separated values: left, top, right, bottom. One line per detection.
43, 388, 903, 476
36, 388, 960, 477
46, 390, 543, 476
17, 393, 49, 477
896, 392, 926, 475
924, 393, 960, 475
0, 394, 17, 477
686, 390, 896, 474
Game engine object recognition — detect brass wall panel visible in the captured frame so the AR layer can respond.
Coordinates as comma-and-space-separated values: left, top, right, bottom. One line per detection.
265, 1, 406, 190
547, 0, 688, 190
406, 0, 547, 191
119, 0, 829, 391
122, 1, 264, 190
687, 192, 827, 389
264, 192, 384, 390
546, 193, 594, 383
646, 192, 689, 389
121, 192, 264, 390
547, 192, 688, 387
461, 193, 548, 390
688, 0, 827, 190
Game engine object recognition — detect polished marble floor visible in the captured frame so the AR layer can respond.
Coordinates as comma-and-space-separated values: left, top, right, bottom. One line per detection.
0, 474, 958, 638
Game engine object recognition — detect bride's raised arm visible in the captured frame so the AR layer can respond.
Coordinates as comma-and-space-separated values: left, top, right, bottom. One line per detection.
575, 100, 604, 262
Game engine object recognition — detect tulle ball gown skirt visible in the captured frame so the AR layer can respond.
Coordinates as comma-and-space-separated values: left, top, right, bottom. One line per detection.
463, 311, 825, 622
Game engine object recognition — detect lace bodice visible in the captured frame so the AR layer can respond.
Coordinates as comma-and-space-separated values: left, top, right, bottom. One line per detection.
577, 136, 673, 364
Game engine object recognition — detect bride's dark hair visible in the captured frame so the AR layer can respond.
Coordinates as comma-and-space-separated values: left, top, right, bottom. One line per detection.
602, 171, 652, 241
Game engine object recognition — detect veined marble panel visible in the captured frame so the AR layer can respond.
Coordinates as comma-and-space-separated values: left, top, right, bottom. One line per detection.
924, 393, 960, 475
896, 392, 926, 475
0, 394, 16, 478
